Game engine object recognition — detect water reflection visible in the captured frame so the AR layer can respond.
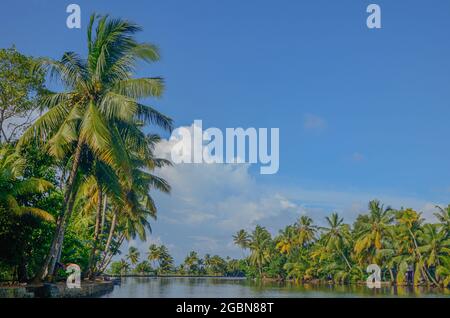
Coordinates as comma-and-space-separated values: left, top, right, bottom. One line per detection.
102, 277, 450, 298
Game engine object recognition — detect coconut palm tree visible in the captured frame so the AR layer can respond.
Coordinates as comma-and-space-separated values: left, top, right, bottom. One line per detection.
396, 208, 438, 285
249, 225, 272, 278
320, 213, 352, 270
418, 224, 450, 286
118, 258, 130, 275
434, 205, 450, 237
0, 146, 54, 222
134, 260, 152, 275
126, 246, 140, 266
158, 245, 173, 274
184, 251, 200, 274
147, 244, 162, 269
294, 215, 317, 247
275, 225, 296, 255
233, 229, 250, 252
19, 14, 172, 280
354, 200, 394, 263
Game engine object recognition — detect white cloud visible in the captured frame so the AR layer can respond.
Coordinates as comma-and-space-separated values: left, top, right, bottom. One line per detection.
116, 125, 446, 263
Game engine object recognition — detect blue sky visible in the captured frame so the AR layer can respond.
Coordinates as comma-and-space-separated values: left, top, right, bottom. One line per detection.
1, 0, 450, 262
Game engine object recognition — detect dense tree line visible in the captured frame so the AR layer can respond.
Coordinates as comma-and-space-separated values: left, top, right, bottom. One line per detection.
233, 201, 450, 287
108, 245, 245, 277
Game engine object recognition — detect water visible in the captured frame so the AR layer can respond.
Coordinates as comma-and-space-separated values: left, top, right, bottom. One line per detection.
102, 277, 450, 298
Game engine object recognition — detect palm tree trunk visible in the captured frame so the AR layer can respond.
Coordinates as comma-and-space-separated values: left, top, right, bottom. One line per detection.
389, 268, 395, 283
100, 195, 107, 234
88, 186, 103, 279
338, 248, 352, 270
408, 228, 439, 286
99, 234, 125, 273
37, 140, 83, 281
98, 209, 117, 271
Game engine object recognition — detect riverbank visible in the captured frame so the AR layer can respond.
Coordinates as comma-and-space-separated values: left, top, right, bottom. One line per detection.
0, 280, 114, 298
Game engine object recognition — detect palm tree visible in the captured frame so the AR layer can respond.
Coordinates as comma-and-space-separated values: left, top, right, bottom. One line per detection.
233, 229, 250, 259
126, 246, 140, 266
320, 213, 352, 270
295, 215, 317, 247
96, 144, 171, 275
147, 244, 162, 269
118, 258, 130, 275
396, 208, 439, 285
249, 225, 272, 278
134, 260, 152, 275
354, 200, 394, 263
184, 251, 199, 274
434, 205, 450, 237
233, 229, 250, 250
0, 146, 54, 222
418, 224, 450, 286
275, 225, 296, 255
19, 14, 172, 280
158, 245, 173, 274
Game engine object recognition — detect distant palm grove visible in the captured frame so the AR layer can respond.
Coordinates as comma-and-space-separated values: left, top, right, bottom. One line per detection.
108, 200, 450, 289
0, 13, 449, 290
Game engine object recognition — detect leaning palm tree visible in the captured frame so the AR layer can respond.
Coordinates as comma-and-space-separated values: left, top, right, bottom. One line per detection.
18, 14, 172, 280
0, 146, 54, 222
396, 208, 439, 285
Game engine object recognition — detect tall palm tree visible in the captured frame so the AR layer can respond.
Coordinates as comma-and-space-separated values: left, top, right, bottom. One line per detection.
275, 225, 296, 255
147, 244, 162, 269
158, 245, 173, 274
19, 14, 172, 280
0, 146, 54, 222
233, 229, 250, 259
118, 258, 130, 275
396, 208, 438, 285
295, 215, 317, 247
184, 251, 199, 274
249, 225, 272, 277
354, 200, 394, 263
434, 205, 450, 237
126, 246, 140, 266
320, 213, 352, 270
418, 224, 450, 286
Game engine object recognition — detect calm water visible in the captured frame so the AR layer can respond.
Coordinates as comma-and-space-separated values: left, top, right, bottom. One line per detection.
102, 277, 450, 298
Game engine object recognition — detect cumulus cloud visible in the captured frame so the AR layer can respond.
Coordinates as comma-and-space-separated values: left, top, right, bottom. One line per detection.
117, 125, 444, 264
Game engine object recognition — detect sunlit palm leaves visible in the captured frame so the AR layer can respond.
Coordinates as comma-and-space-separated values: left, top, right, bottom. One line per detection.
0, 147, 54, 222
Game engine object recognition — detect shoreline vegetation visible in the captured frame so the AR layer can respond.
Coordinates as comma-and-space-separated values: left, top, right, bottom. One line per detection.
104, 201, 450, 289
0, 12, 449, 297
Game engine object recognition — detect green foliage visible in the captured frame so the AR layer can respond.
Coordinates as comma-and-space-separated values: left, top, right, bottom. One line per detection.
0, 47, 46, 143
233, 200, 450, 287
